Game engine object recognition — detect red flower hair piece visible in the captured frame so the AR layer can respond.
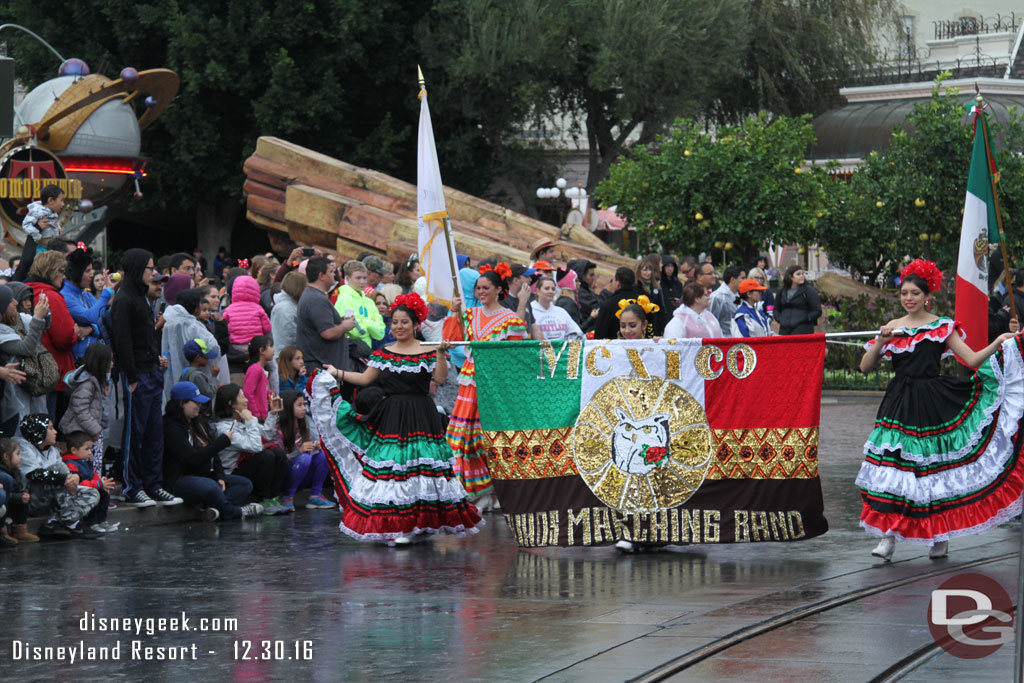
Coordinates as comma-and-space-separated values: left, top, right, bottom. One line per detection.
901, 259, 943, 293
391, 293, 429, 323
478, 264, 494, 275
495, 262, 512, 280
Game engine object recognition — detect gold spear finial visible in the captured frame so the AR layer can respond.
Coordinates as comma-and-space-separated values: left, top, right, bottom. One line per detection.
417, 64, 426, 93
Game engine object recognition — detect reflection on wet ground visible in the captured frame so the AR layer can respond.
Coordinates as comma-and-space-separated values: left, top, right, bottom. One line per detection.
0, 396, 1018, 681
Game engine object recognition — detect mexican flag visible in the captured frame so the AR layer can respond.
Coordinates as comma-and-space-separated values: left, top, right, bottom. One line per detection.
956, 103, 1001, 351
472, 337, 828, 547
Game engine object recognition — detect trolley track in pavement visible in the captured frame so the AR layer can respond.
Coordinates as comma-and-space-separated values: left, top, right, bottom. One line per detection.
628, 549, 1019, 682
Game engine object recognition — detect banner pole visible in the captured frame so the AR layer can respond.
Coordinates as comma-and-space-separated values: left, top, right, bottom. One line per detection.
977, 94, 1024, 683
443, 215, 468, 336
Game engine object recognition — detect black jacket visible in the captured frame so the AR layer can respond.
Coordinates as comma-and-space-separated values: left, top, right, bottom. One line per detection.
775, 284, 822, 335
162, 415, 230, 489
594, 285, 646, 340
110, 249, 159, 383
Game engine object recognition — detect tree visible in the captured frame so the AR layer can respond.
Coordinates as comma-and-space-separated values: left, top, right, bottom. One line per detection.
712, 0, 900, 121
0, 1, 432, 253
595, 112, 828, 263
816, 76, 1024, 281
422, 0, 751, 209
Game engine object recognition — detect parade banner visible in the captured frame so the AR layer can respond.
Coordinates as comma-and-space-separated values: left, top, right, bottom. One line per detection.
473, 337, 828, 547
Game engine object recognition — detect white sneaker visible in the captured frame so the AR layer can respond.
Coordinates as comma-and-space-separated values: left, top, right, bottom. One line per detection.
392, 535, 414, 546
240, 503, 264, 518
929, 540, 948, 559
871, 536, 896, 561
615, 540, 637, 554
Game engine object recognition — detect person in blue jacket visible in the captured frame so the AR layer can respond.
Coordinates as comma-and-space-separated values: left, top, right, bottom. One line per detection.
60, 247, 114, 360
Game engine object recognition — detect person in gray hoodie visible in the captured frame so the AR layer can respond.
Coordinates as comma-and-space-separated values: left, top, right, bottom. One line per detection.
270, 271, 305, 358
17, 413, 100, 539
0, 284, 50, 436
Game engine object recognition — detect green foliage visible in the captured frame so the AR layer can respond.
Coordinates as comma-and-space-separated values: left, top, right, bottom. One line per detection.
817, 77, 1024, 279
423, 0, 751, 207
816, 80, 968, 276
595, 112, 827, 263
713, 0, 899, 120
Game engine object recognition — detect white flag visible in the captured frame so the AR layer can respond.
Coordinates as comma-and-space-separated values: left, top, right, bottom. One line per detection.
417, 89, 458, 306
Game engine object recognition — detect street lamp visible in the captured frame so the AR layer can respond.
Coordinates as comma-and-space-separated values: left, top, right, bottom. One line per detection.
535, 178, 590, 226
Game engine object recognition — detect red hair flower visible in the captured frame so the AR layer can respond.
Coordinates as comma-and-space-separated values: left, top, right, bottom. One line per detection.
391, 293, 429, 323
901, 258, 943, 293
478, 264, 494, 275
495, 262, 513, 280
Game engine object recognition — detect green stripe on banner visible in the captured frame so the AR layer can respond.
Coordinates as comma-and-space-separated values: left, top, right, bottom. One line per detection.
966, 110, 1000, 242
473, 340, 583, 431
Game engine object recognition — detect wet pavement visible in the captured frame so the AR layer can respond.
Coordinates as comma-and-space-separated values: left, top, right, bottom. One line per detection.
1, 393, 1022, 682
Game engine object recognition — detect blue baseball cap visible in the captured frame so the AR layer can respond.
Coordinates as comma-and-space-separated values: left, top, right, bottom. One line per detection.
183, 338, 219, 361
170, 381, 210, 403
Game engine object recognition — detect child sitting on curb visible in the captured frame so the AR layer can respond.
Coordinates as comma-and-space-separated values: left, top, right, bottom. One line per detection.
17, 414, 100, 540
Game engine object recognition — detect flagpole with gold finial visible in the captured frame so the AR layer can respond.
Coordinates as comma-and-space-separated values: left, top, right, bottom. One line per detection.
418, 65, 466, 334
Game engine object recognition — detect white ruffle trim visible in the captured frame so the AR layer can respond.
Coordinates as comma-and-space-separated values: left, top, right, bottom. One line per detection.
862, 338, 1024, 464
863, 319, 963, 360
860, 496, 1022, 546
367, 356, 436, 374
857, 340, 1024, 501
338, 519, 484, 543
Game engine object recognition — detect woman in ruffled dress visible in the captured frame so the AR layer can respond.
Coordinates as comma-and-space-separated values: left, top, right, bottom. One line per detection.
314, 294, 482, 545
858, 259, 1024, 562
444, 270, 527, 510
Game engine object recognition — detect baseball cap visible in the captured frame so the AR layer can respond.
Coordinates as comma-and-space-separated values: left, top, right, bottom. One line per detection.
169, 381, 210, 403
151, 272, 170, 284
532, 260, 555, 272
738, 279, 768, 295
510, 264, 536, 278
183, 338, 219, 361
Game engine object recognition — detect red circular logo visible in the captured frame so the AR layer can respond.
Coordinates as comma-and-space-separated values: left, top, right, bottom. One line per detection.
927, 573, 1014, 659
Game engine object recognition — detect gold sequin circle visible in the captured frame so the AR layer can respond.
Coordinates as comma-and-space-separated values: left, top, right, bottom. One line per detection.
572, 377, 713, 512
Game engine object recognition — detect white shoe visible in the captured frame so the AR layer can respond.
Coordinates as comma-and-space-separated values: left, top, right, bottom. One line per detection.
615, 540, 637, 554
392, 535, 414, 546
240, 503, 264, 518
871, 536, 896, 561
929, 541, 948, 559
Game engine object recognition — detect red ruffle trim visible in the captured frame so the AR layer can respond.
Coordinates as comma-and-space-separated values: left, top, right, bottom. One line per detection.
865, 319, 962, 359
338, 504, 483, 537
859, 453, 1024, 541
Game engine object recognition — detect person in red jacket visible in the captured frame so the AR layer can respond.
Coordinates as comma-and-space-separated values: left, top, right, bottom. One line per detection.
61, 430, 117, 532
26, 250, 83, 422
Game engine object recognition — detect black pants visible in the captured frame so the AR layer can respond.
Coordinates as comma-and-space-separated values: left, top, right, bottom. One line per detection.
5, 497, 28, 524
233, 448, 287, 500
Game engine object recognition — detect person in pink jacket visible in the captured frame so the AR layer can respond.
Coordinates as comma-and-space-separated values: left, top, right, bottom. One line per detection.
222, 275, 271, 348
243, 335, 275, 420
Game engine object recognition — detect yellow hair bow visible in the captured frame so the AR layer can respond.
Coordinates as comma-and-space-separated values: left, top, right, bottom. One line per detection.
615, 296, 660, 319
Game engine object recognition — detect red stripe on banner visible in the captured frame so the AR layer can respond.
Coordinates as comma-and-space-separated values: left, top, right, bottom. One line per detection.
702, 334, 824, 429
954, 274, 988, 352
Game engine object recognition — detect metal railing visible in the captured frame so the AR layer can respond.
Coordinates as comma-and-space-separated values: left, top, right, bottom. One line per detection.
934, 13, 1021, 40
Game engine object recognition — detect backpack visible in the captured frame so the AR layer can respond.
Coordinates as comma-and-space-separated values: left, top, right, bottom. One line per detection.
21, 342, 59, 396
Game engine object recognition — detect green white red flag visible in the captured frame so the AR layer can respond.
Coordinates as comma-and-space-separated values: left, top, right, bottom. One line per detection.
956, 102, 1001, 351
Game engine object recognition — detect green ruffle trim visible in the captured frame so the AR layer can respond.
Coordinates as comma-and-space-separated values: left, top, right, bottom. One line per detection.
864, 360, 1000, 463
335, 401, 454, 466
